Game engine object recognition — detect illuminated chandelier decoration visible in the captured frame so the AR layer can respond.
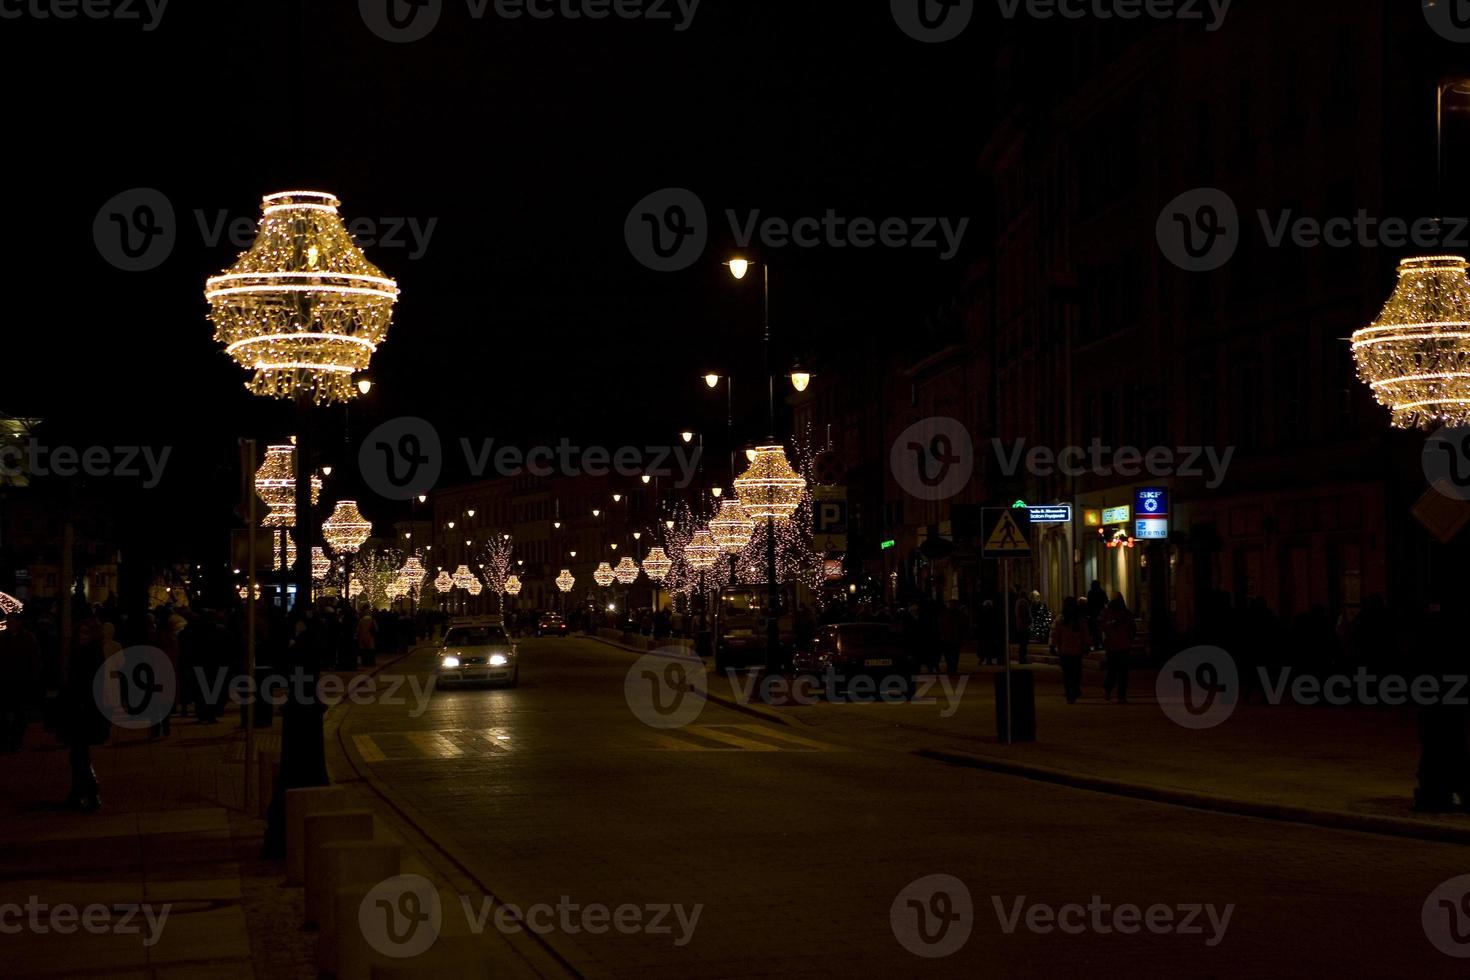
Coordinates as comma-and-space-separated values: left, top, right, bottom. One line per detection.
1351, 255, 1470, 428
400, 556, 427, 597
310, 546, 331, 581
0, 590, 22, 631
254, 444, 322, 527
593, 561, 616, 587
434, 570, 454, 593
206, 191, 400, 404
385, 575, 409, 601
322, 500, 373, 555
274, 532, 298, 572
613, 556, 640, 585
684, 529, 720, 571
709, 499, 756, 553
641, 547, 672, 582
452, 564, 476, 590
504, 574, 523, 596
556, 569, 575, 593
467, 577, 484, 597
734, 445, 806, 520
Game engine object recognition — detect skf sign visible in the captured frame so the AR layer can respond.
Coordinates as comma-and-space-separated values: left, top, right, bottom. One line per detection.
1135, 487, 1170, 540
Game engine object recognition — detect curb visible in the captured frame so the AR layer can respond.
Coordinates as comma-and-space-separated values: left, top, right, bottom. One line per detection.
917, 747, 1470, 846
593, 633, 1470, 844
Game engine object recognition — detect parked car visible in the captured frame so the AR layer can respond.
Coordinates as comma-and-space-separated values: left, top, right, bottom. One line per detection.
792, 623, 915, 698
437, 624, 518, 687
536, 613, 568, 637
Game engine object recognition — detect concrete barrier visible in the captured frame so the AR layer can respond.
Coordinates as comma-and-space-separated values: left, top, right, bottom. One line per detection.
304, 810, 377, 926
286, 786, 350, 884
336, 885, 466, 980
315, 841, 403, 975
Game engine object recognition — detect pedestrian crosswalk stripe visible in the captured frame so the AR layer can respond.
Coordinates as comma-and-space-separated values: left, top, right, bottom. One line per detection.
646, 724, 837, 753
348, 723, 837, 762
726, 725, 832, 750
407, 732, 463, 759
463, 729, 514, 752
353, 734, 386, 762
683, 726, 783, 751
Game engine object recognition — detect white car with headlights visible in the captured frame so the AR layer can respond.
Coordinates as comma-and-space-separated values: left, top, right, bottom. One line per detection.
437, 624, 518, 687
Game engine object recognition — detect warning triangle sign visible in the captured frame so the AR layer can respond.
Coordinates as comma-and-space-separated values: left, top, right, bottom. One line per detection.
984, 509, 1032, 558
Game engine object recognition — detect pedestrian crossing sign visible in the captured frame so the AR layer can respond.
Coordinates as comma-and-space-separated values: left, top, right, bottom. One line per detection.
982, 507, 1032, 559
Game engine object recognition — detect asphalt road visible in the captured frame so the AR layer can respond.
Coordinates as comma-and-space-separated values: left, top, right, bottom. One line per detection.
336, 635, 1470, 978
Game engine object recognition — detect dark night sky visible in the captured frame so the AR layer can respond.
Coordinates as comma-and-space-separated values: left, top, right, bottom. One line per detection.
4, 1, 989, 543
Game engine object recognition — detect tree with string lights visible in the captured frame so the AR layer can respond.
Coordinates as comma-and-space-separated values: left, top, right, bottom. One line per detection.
352, 548, 405, 609
477, 536, 515, 612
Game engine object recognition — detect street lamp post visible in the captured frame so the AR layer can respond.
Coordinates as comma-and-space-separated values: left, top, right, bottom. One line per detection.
728, 257, 795, 672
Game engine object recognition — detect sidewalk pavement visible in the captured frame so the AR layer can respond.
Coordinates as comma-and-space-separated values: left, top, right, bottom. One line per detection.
0, 645, 531, 980
584, 635, 1470, 845
0, 712, 298, 979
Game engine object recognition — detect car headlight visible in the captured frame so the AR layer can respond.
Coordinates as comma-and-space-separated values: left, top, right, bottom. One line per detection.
442, 656, 460, 668
489, 653, 509, 667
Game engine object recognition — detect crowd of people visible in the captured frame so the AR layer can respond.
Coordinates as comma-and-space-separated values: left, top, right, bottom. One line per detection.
0, 594, 438, 815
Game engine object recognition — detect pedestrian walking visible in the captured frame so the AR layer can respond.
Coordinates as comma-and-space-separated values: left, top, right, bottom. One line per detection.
356, 608, 376, 668
1086, 579, 1108, 650
1014, 589, 1032, 665
1100, 593, 1136, 703
1050, 597, 1089, 704
59, 617, 110, 813
145, 614, 177, 738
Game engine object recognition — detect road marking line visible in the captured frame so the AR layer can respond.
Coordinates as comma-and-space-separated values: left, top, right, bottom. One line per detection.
407, 732, 463, 758
684, 726, 782, 751
352, 734, 387, 763
727, 725, 833, 750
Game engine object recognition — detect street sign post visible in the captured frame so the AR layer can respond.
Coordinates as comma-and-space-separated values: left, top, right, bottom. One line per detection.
982, 507, 1032, 744
813, 485, 848, 552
